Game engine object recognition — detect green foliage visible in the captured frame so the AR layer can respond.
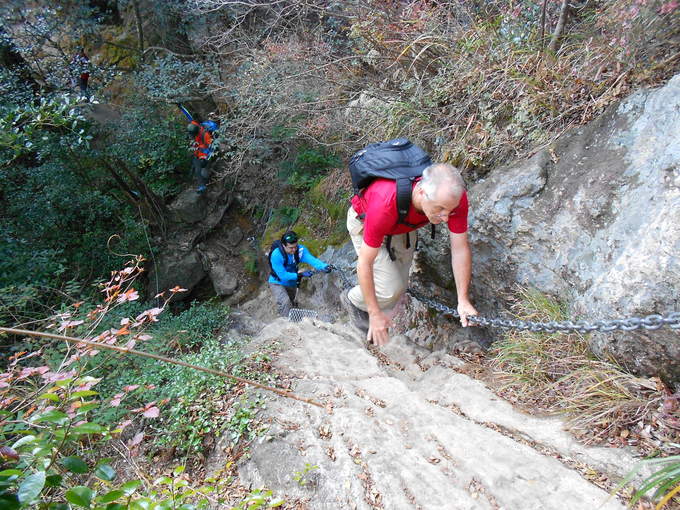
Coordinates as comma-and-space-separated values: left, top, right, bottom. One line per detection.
0, 262, 284, 508
624, 455, 680, 508
90, 302, 240, 455
240, 248, 259, 276
292, 464, 318, 487
230, 489, 284, 510
135, 54, 216, 103
0, 1, 109, 90
0, 93, 90, 166
271, 206, 300, 228
278, 146, 340, 191
227, 397, 265, 444
0, 81, 184, 325
0, 376, 238, 509
95, 101, 188, 198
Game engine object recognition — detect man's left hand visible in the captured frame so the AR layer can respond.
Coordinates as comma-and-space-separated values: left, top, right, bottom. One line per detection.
457, 301, 478, 328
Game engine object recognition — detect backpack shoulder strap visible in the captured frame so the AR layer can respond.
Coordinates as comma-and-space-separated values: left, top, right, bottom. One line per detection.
269, 241, 282, 279
294, 246, 301, 265
396, 177, 422, 227
277, 242, 287, 261
395, 177, 411, 224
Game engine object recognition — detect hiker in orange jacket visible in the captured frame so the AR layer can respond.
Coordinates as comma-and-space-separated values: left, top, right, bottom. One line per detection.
187, 121, 213, 194
177, 104, 216, 194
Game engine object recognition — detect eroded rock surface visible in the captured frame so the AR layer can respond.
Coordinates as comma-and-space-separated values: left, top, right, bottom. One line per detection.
222, 319, 640, 510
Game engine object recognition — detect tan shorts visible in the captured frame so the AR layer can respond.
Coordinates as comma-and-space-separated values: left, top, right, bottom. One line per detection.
346, 207, 415, 312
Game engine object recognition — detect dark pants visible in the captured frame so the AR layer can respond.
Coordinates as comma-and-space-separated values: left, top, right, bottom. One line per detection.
192, 157, 210, 187
79, 74, 89, 98
269, 283, 297, 318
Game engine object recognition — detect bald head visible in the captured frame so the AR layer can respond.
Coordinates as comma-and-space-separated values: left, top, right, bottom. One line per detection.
420, 164, 465, 201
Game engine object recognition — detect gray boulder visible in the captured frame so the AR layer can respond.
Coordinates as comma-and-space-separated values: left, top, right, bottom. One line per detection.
168, 189, 208, 224
422, 74, 680, 384
146, 249, 206, 299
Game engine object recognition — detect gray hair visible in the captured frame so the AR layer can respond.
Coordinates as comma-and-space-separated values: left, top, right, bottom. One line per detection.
420, 163, 465, 201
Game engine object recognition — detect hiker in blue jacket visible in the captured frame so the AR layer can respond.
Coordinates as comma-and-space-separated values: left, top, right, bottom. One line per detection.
268, 231, 331, 317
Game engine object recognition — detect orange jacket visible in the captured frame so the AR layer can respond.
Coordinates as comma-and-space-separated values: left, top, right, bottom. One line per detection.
191, 120, 213, 160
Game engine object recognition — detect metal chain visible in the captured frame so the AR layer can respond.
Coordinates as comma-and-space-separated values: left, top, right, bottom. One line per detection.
328, 267, 680, 334
406, 289, 680, 333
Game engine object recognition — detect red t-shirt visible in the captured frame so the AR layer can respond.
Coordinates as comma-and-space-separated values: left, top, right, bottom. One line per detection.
351, 178, 469, 248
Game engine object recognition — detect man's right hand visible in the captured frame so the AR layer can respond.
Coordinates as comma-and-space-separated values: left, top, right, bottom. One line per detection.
367, 310, 392, 346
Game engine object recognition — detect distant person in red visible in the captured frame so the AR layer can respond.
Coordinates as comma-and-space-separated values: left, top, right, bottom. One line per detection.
177, 104, 216, 194
71, 48, 90, 101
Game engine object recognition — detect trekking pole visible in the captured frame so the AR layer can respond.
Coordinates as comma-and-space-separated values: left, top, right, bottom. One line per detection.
176, 103, 193, 121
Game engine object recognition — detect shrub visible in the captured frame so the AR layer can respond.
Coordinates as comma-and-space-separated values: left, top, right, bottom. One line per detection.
278, 146, 340, 191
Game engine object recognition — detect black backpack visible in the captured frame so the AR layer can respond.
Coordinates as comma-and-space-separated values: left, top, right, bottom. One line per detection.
349, 138, 431, 227
267, 240, 300, 280
349, 138, 434, 259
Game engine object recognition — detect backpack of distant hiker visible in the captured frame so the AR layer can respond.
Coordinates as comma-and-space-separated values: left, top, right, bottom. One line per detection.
267, 240, 301, 280
348, 138, 431, 226
200, 120, 219, 134
196, 121, 218, 158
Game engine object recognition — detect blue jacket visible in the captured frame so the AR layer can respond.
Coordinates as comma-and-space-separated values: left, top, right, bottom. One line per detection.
268, 243, 327, 288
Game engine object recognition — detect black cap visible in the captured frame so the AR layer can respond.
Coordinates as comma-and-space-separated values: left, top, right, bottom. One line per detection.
281, 231, 298, 244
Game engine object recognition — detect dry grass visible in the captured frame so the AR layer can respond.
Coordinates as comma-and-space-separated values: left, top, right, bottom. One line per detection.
487, 288, 678, 452
346, 1, 680, 174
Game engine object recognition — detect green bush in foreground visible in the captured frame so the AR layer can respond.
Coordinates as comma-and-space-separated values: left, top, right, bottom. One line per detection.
0, 259, 283, 509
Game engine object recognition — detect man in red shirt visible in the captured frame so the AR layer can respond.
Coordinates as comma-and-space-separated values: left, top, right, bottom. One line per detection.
342, 163, 478, 346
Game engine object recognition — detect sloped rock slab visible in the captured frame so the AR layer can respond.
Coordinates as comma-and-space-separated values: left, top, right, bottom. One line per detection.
230, 320, 630, 510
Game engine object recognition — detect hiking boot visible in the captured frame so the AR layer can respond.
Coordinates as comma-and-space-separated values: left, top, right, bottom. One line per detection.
340, 289, 369, 333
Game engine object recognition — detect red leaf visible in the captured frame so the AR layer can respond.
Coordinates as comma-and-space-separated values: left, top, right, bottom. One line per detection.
42, 370, 76, 383
143, 406, 160, 418
135, 307, 164, 323
116, 288, 139, 304
123, 385, 140, 392
110, 393, 125, 407
0, 446, 19, 461
59, 319, 84, 331
117, 419, 132, 431
128, 431, 144, 447
659, 1, 678, 14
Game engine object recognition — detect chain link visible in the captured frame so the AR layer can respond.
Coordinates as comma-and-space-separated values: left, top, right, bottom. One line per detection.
328, 267, 680, 333
407, 289, 680, 333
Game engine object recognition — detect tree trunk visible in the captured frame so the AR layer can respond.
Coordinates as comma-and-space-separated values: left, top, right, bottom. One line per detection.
103, 159, 169, 238
540, 0, 548, 48
548, 0, 570, 54
131, 0, 145, 62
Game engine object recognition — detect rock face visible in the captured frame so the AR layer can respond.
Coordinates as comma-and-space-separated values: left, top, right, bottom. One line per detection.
147, 249, 206, 298
214, 319, 641, 510
423, 75, 680, 384
146, 183, 255, 301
